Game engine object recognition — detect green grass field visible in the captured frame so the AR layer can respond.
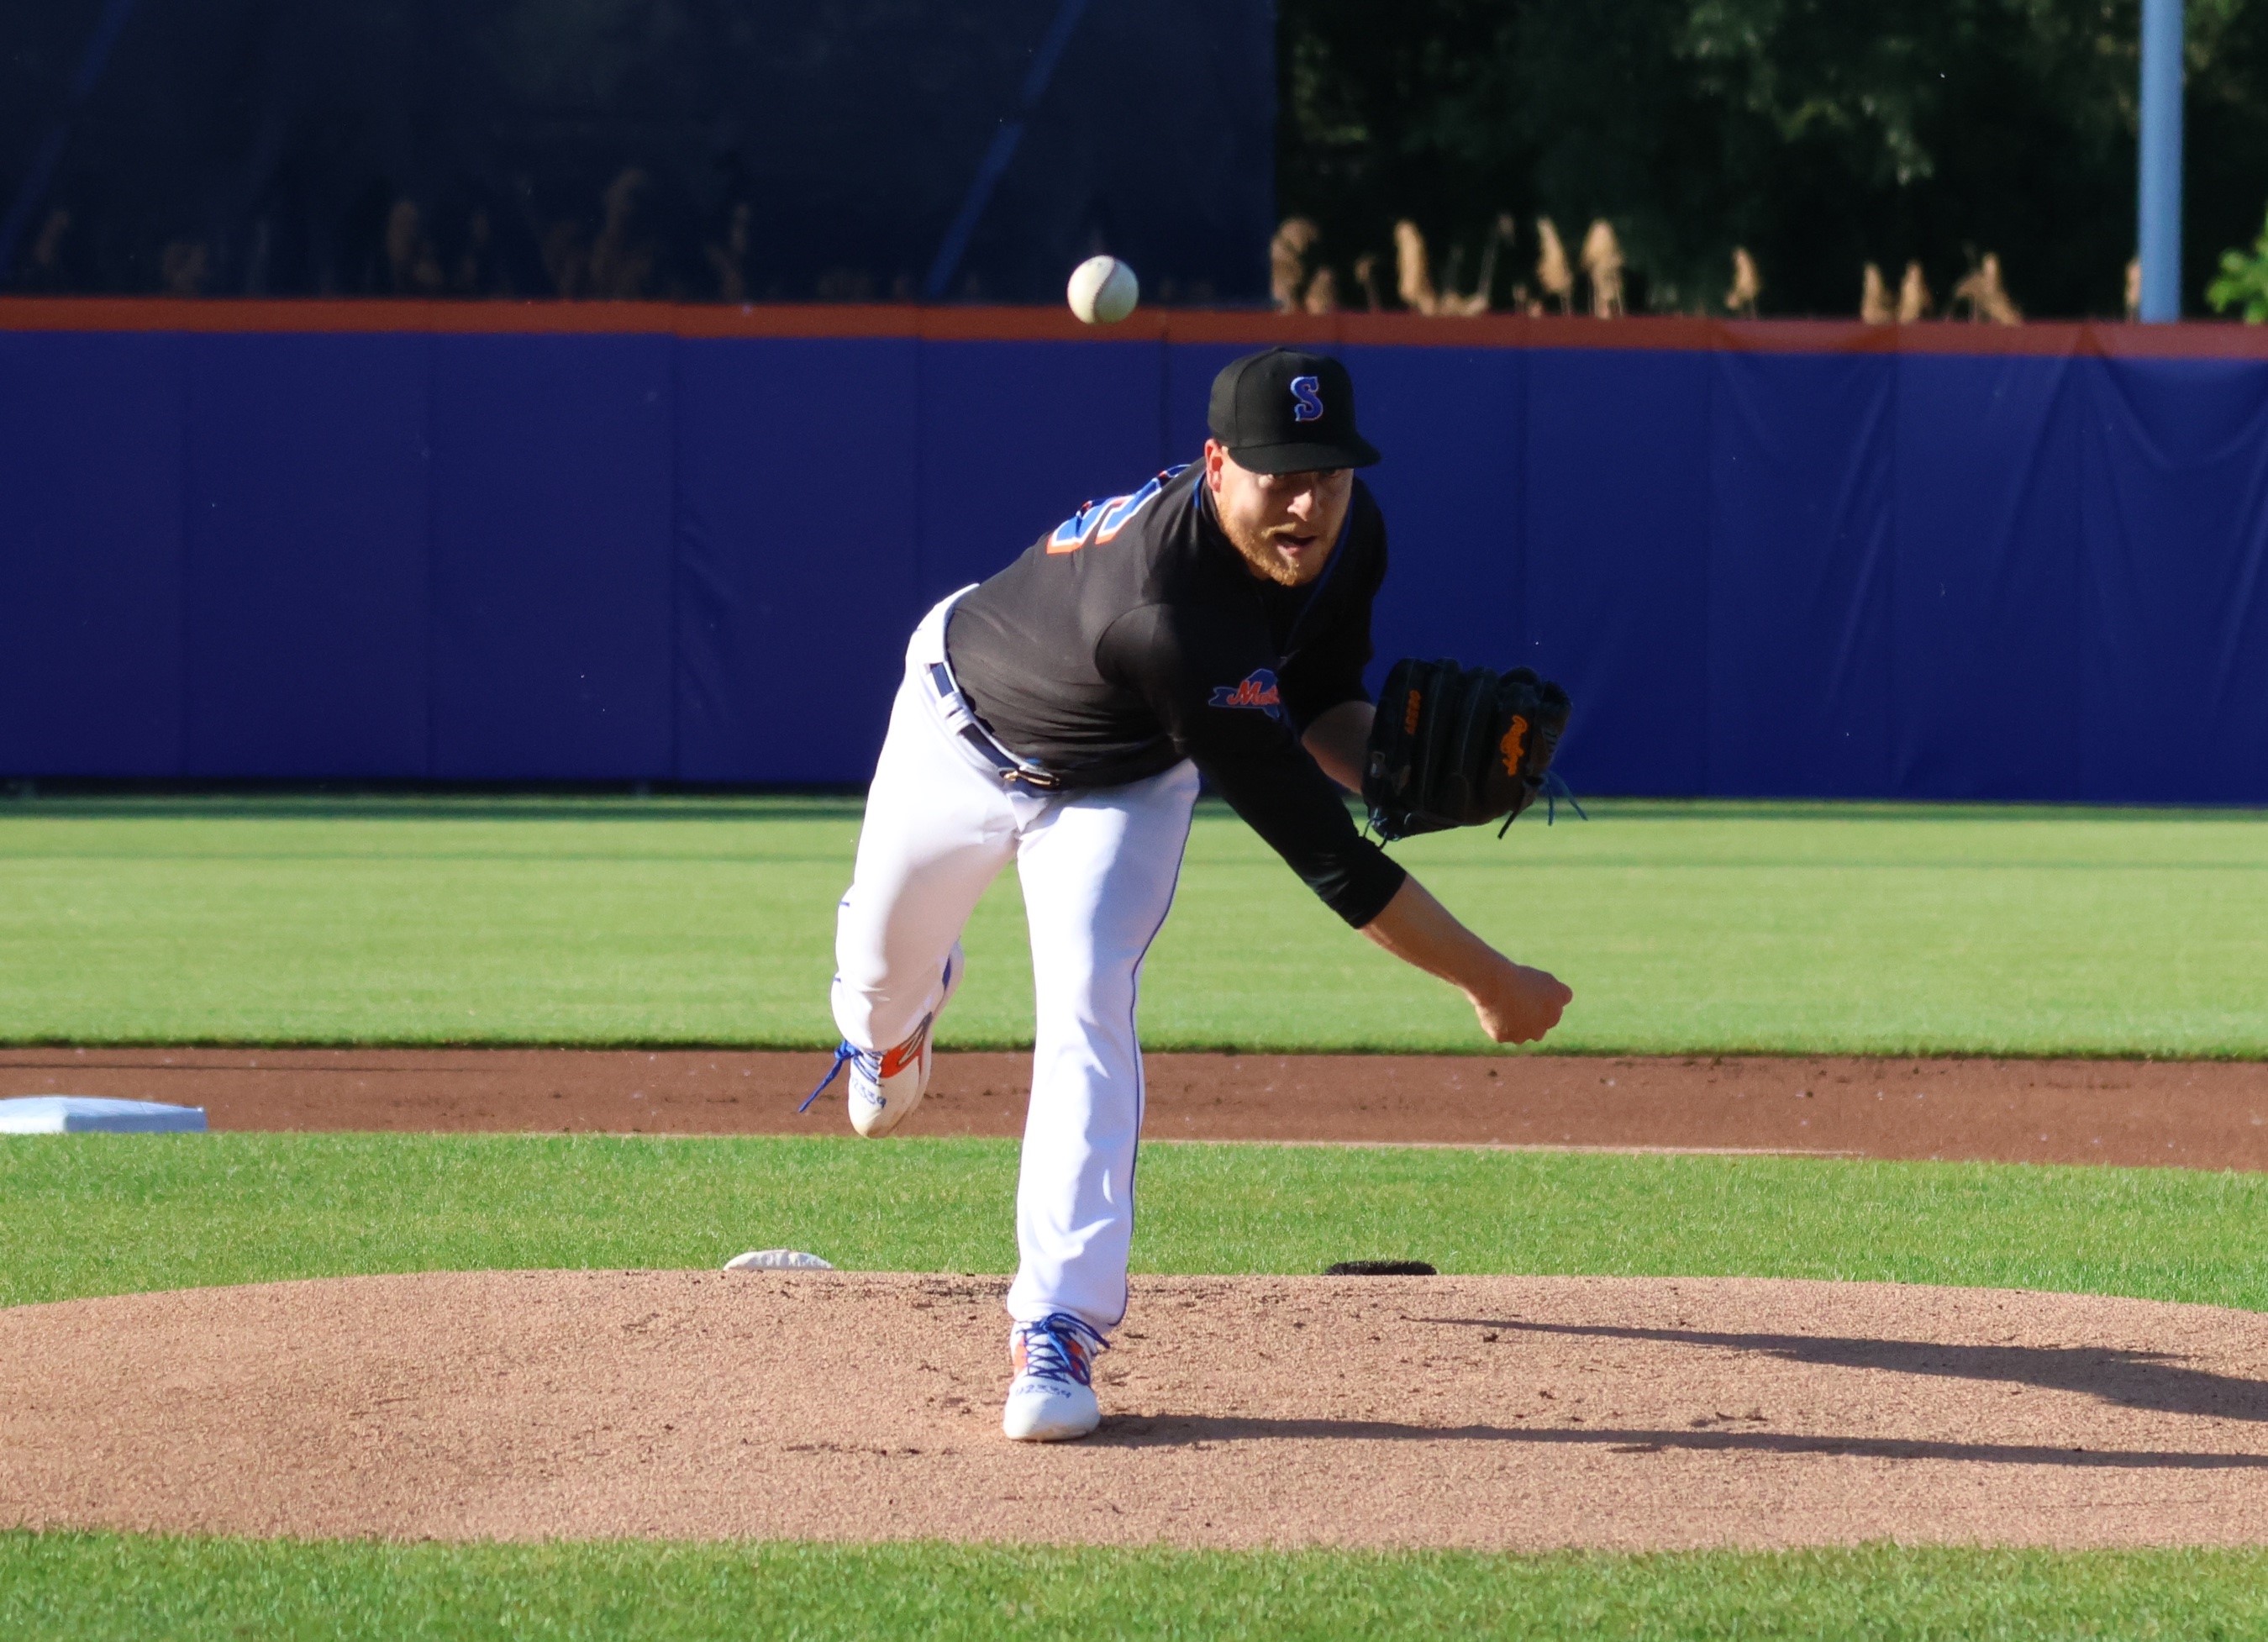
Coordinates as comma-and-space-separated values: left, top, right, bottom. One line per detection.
3, 793, 2266, 1054
8, 1133, 2268, 1313
10, 1131, 2268, 1637
9, 794, 2268, 1636
11, 1534, 2268, 1640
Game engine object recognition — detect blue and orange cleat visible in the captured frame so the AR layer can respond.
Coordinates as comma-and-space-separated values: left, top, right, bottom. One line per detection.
802, 942, 963, 1138
1002, 1312, 1108, 1441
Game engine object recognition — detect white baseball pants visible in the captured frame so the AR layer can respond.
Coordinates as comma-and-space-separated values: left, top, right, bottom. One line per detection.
831, 593, 1198, 1331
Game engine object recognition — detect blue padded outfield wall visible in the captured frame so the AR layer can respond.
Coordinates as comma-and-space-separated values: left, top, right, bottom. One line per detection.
4, 303, 2268, 802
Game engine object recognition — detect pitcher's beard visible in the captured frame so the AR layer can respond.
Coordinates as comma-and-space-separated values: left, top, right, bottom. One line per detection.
1222, 520, 1323, 587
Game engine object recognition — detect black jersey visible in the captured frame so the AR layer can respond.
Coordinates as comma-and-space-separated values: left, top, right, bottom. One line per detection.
945, 462, 1407, 927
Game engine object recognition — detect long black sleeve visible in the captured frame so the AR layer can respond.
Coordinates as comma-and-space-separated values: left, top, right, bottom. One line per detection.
1100, 602, 1406, 926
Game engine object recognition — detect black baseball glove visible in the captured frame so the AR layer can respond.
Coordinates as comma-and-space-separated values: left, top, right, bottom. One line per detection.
1361, 659, 1571, 842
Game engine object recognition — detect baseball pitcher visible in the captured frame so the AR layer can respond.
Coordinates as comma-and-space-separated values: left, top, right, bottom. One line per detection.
809, 347, 1573, 1440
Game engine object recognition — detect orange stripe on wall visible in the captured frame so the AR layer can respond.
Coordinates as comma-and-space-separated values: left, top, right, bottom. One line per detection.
5, 296, 2268, 359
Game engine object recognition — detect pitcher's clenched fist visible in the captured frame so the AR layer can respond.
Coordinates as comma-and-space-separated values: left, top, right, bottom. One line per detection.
1469, 960, 1574, 1045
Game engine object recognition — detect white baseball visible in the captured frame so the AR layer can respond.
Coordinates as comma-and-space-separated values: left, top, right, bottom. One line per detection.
1067, 255, 1139, 324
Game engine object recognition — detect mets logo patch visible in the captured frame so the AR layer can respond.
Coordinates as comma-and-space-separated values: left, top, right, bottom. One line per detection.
1209, 669, 1285, 722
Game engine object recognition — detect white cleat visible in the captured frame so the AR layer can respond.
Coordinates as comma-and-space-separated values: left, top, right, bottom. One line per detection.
847, 1016, 934, 1138
1002, 1313, 1108, 1442
808, 943, 965, 1139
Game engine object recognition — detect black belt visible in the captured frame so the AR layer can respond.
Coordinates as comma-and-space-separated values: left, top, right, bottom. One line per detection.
926, 663, 1066, 792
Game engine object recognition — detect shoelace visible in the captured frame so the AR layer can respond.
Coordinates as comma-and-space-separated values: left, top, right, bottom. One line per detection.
797, 1043, 867, 1113
1013, 1313, 1109, 1387
1543, 768, 1588, 824
1496, 769, 1591, 837
803, 953, 959, 1116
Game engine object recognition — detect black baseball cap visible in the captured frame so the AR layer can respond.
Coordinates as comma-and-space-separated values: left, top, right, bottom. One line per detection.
1207, 348, 1381, 473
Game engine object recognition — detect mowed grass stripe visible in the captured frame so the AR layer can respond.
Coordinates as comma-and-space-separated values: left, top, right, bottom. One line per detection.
7, 1134, 2268, 1313
8, 1534, 2268, 1641
5, 795, 2268, 1054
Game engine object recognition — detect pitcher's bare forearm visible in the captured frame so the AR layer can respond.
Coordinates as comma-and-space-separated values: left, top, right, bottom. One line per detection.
1360, 873, 1497, 985
1301, 699, 1566, 1043
1360, 875, 1571, 1045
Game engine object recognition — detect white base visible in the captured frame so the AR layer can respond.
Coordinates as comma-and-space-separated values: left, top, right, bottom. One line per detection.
723, 1249, 834, 1272
0, 1097, 208, 1134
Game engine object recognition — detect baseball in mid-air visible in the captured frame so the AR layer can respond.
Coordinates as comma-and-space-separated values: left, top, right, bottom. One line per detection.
1067, 255, 1139, 324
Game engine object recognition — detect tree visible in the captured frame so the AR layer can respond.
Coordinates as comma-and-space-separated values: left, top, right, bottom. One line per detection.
1281, 0, 2268, 317
2207, 208, 2268, 320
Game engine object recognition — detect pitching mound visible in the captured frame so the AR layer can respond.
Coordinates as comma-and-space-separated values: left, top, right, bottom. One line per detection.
7, 1271, 2268, 1550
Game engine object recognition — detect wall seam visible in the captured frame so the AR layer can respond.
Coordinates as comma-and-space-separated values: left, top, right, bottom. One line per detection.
1511, 348, 1530, 673
420, 331, 438, 780
2071, 355, 2095, 802
912, 333, 928, 602
1883, 342, 1903, 798
666, 334, 683, 784
1698, 347, 1715, 798
175, 333, 194, 777
1157, 332, 1171, 470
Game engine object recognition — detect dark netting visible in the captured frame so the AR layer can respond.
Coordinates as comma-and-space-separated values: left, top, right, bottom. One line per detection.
0, 0, 1273, 303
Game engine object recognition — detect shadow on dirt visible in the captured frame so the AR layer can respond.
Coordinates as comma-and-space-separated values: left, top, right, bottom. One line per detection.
1092, 1414, 2268, 1468
1413, 1314, 2268, 1422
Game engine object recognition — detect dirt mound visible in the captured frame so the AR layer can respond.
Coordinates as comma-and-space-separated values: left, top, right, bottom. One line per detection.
8, 1271, 2268, 1550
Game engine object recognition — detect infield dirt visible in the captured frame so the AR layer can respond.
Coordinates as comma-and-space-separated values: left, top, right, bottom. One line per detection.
8, 1270, 2268, 1550
6, 1047, 2268, 1170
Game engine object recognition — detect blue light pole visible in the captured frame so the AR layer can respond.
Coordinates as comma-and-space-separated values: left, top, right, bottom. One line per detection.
2137, 0, 2185, 322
